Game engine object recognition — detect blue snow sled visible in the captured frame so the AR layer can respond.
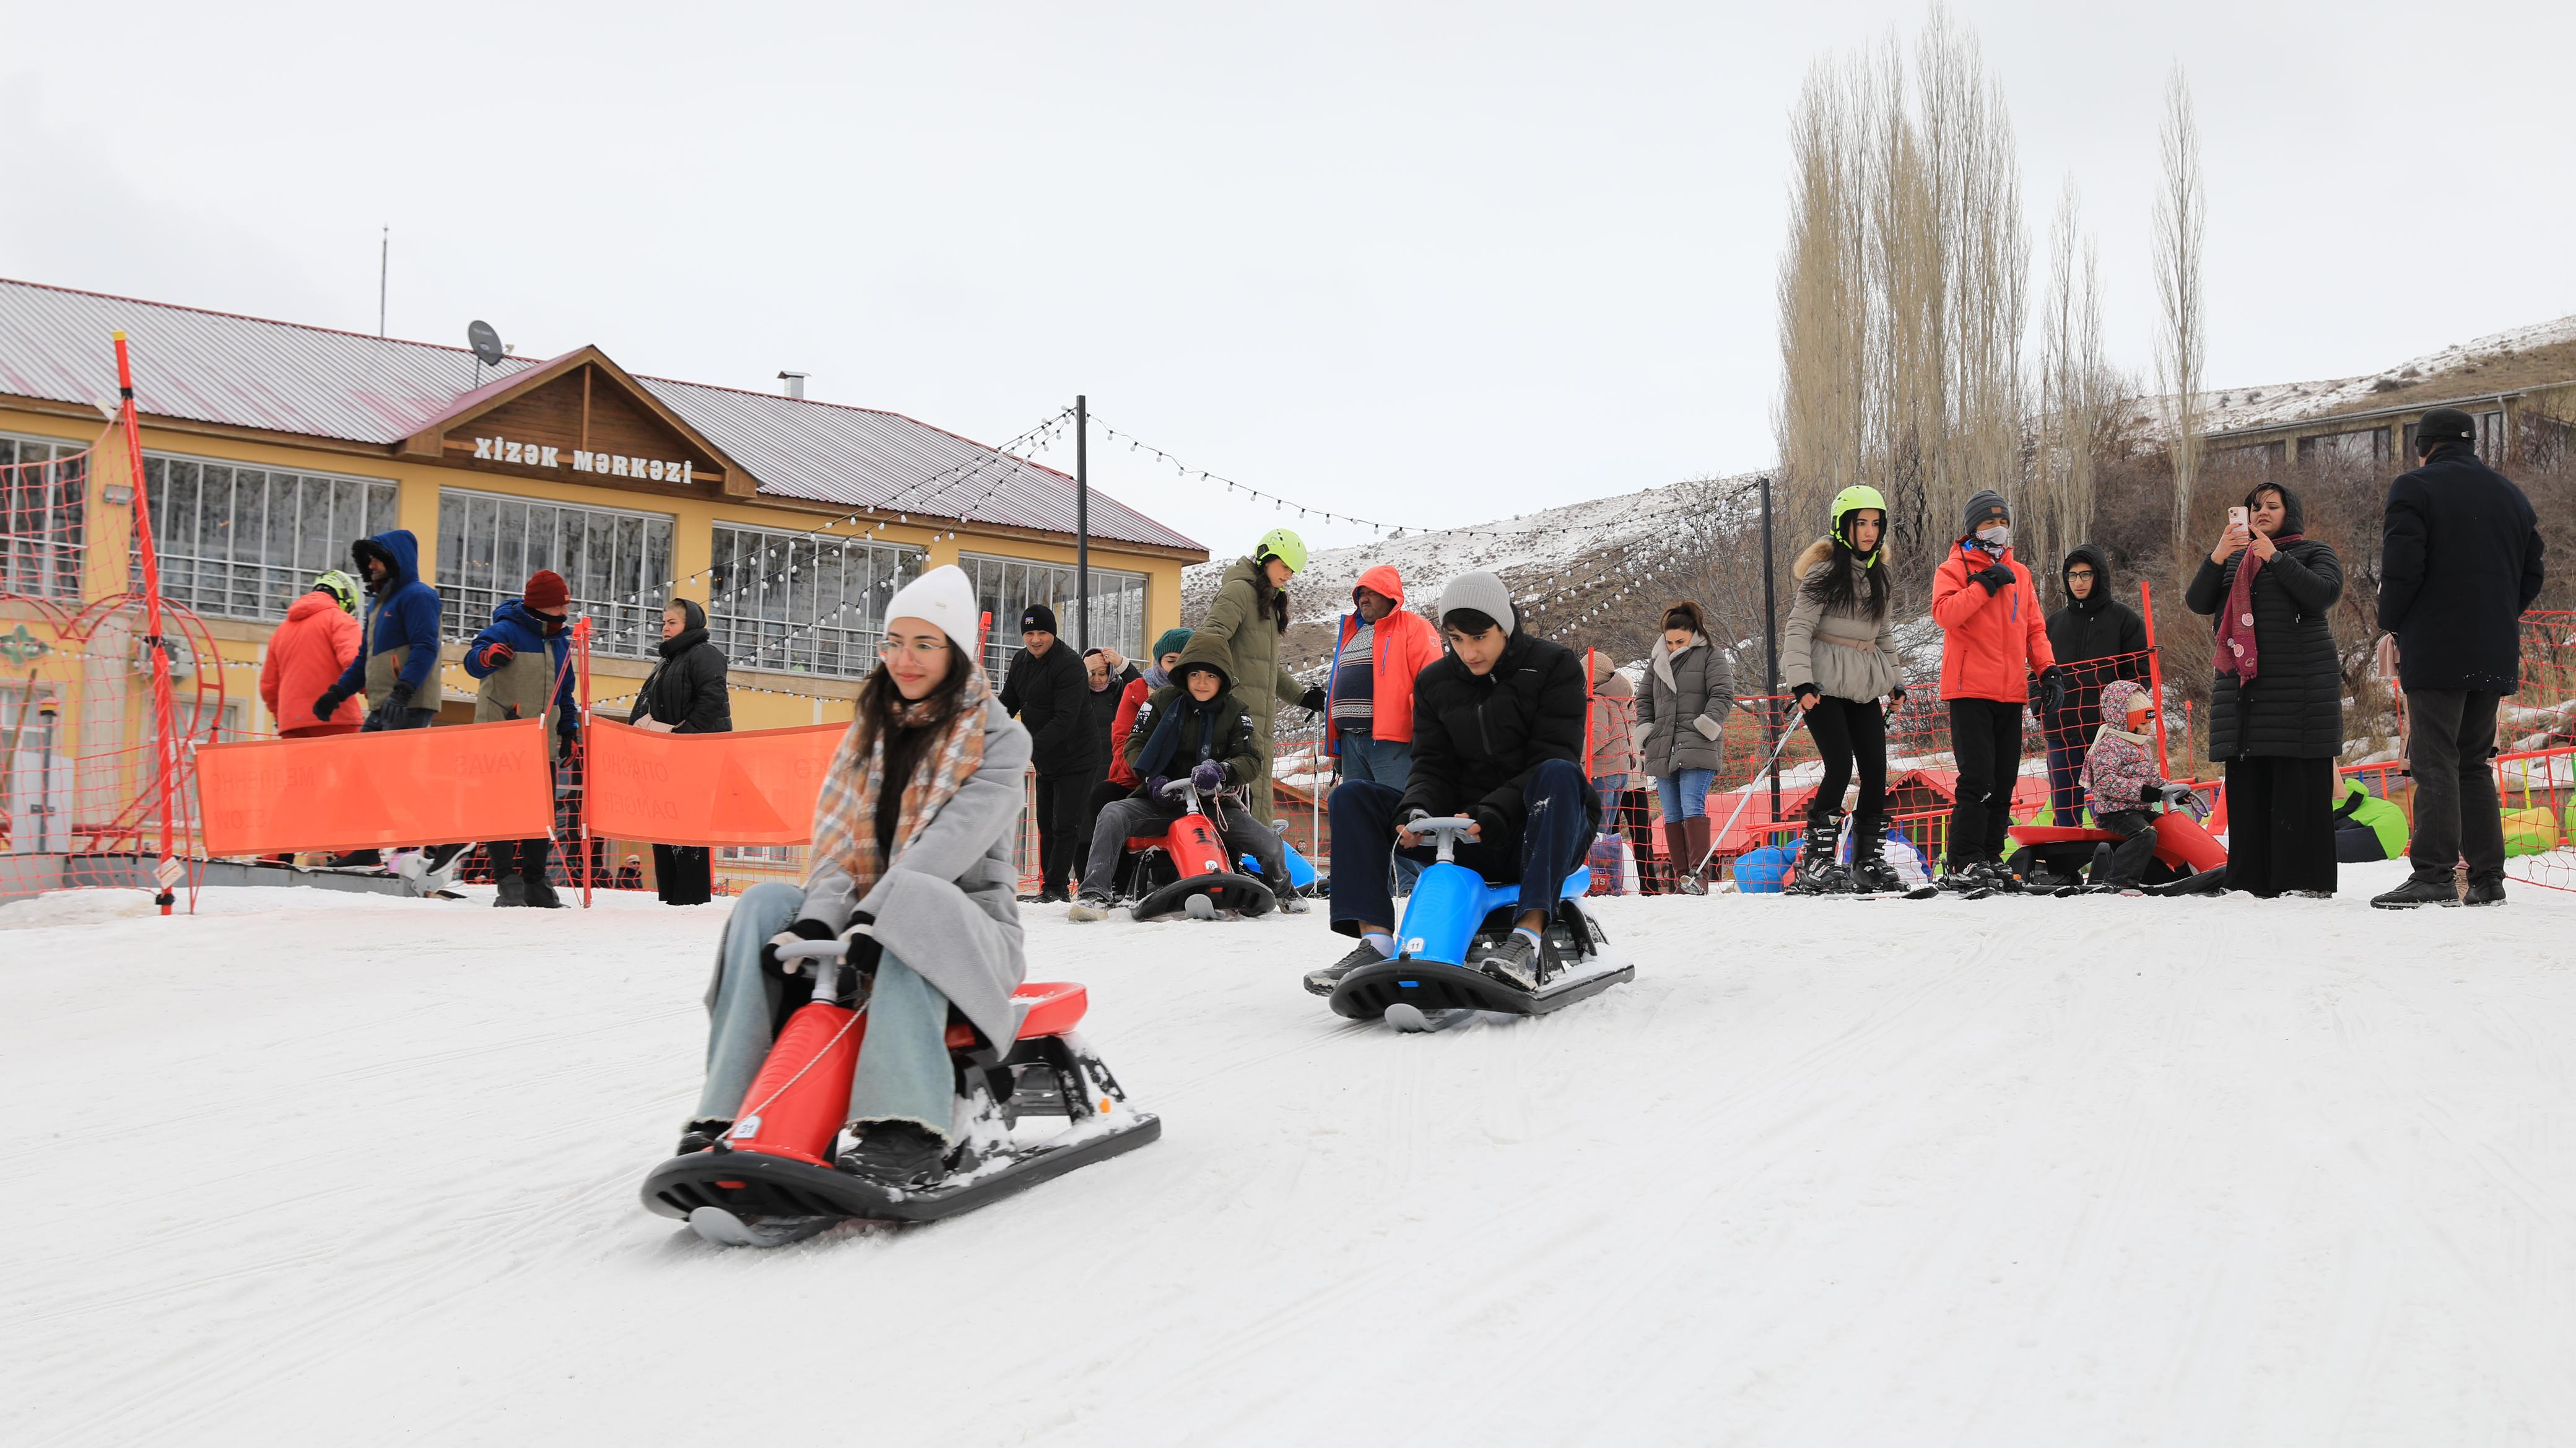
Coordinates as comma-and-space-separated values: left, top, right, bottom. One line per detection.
1240, 837, 1319, 892
1326, 818, 1635, 1029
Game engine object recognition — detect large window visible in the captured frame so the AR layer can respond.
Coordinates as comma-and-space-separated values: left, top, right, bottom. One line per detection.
139, 454, 398, 621
1, 432, 87, 601
2297, 428, 2388, 466
959, 552, 1147, 681
438, 489, 674, 660
707, 526, 924, 678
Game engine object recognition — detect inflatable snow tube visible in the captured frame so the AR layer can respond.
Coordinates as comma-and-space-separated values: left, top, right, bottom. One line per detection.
1732, 845, 1790, 894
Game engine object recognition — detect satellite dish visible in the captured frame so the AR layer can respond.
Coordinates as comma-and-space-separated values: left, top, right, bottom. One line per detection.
467, 320, 506, 369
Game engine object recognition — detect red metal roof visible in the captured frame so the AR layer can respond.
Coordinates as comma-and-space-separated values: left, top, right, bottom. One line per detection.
0, 277, 1201, 554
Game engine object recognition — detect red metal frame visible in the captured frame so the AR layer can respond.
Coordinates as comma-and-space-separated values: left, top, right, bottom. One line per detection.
112, 334, 183, 914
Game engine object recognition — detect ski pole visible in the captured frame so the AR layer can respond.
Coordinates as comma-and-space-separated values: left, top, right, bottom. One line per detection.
1693, 702, 1806, 883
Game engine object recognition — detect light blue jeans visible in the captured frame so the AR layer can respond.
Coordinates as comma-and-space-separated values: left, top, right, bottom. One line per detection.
1655, 769, 1716, 821
1340, 733, 1420, 891
696, 881, 955, 1139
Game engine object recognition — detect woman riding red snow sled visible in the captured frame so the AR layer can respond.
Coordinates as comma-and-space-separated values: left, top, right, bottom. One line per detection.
644, 565, 1157, 1245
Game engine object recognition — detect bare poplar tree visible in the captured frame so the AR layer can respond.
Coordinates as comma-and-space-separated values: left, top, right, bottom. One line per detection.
2037, 175, 2107, 569
2152, 64, 2206, 566
1775, 64, 1869, 538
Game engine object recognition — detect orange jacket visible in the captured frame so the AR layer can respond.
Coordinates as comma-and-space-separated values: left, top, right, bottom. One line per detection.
1107, 673, 1151, 787
1328, 564, 1445, 749
260, 593, 367, 733
1930, 540, 2055, 702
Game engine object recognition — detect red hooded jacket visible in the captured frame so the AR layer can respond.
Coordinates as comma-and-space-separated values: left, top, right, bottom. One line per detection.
1930, 539, 2055, 703
260, 591, 367, 734
1328, 564, 1445, 751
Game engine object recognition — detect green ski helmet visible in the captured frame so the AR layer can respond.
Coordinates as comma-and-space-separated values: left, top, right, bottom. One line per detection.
313, 567, 362, 616
1254, 526, 1308, 575
1830, 485, 1889, 563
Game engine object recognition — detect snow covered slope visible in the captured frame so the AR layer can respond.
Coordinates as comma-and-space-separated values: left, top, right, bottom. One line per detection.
2176, 313, 2576, 438
8, 878, 2576, 1445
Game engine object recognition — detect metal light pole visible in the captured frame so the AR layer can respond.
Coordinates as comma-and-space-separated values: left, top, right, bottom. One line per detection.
1074, 394, 1089, 650
1760, 474, 1782, 828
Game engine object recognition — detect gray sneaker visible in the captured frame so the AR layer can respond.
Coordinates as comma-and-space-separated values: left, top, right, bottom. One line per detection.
1479, 931, 1544, 992
1303, 941, 1386, 997
1067, 892, 1114, 922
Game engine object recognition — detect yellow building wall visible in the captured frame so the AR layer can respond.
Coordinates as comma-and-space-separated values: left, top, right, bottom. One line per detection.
0, 403, 1191, 740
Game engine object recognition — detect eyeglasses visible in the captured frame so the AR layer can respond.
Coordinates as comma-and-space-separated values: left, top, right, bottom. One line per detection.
877, 637, 952, 660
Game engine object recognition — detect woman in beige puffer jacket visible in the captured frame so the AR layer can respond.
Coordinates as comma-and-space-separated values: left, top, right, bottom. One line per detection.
1779, 500, 1905, 889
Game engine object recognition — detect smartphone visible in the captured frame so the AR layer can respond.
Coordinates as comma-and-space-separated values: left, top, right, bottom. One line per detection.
2229, 505, 2248, 531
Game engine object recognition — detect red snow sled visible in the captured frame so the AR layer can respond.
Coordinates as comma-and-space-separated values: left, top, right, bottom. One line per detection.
2004, 803, 2227, 891
1116, 778, 1274, 921
642, 942, 1160, 1247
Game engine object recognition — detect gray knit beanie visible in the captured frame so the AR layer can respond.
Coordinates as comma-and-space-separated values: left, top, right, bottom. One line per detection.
1961, 489, 2010, 536
1436, 570, 1516, 635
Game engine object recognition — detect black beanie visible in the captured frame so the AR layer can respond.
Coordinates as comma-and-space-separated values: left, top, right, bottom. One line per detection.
2416, 407, 2476, 451
1020, 603, 1058, 635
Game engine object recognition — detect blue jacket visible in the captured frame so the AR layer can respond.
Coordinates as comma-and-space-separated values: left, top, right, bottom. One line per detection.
328, 528, 444, 698
461, 599, 575, 715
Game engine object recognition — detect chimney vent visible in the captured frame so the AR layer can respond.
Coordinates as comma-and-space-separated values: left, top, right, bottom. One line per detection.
777, 370, 808, 400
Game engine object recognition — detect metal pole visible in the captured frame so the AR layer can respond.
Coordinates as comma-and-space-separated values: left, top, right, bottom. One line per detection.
1075, 394, 1090, 651
378, 227, 388, 337
1760, 474, 1781, 827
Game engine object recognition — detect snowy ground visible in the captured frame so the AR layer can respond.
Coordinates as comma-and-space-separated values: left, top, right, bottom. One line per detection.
7, 868, 2575, 1446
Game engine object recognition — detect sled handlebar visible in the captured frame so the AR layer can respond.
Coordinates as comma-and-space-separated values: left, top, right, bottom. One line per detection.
1404, 816, 1479, 863
772, 938, 846, 966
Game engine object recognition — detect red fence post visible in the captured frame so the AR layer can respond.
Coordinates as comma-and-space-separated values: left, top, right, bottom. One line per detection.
573, 616, 593, 908
112, 333, 181, 915
2140, 580, 2171, 779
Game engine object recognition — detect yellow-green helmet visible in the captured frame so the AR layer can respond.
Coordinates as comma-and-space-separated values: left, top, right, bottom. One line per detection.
313, 567, 362, 615
1831, 485, 1888, 562
1255, 527, 1307, 575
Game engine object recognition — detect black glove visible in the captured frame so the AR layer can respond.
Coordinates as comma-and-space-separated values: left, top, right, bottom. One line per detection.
760, 917, 837, 974
385, 681, 416, 715
1972, 563, 2015, 595
840, 911, 884, 978
311, 687, 350, 720
2038, 665, 2068, 718
1790, 685, 1820, 713
1299, 686, 1327, 714
1886, 685, 1906, 711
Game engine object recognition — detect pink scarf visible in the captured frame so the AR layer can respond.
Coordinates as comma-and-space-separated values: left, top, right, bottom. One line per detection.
2216, 533, 2302, 681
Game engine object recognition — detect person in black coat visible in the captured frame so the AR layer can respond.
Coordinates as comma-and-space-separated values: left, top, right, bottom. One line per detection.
632, 598, 733, 904
2040, 543, 2151, 822
2185, 481, 2345, 897
998, 604, 1097, 901
1071, 645, 1141, 879
2370, 406, 2548, 909
1309, 571, 1597, 996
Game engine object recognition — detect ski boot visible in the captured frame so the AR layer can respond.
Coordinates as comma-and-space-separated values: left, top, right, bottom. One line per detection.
1849, 816, 1901, 894
1784, 808, 1850, 895
1934, 857, 1990, 892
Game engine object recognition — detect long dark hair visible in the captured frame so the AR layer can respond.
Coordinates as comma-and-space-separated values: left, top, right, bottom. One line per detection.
850, 641, 975, 764
1801, 539, 1891, 620
1245, 556, 1290, 634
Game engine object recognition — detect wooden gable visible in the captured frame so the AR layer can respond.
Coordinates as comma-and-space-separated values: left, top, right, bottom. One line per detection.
399, 347, 753, 499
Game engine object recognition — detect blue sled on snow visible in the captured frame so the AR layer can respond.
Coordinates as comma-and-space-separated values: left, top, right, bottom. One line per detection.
1326, 818, 1636, 1032
1240, 837, 1320, 894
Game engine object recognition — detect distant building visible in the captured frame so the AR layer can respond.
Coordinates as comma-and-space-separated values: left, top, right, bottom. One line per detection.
2200, 378, 2576, 475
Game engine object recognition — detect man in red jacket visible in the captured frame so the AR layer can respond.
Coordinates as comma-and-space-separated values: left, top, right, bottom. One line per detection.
1326, 565, 1444, 891
259, 569, 367, 736
1930, 491, 2063, 889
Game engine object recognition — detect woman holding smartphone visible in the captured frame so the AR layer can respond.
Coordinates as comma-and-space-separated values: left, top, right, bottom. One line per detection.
2185, 482, 2345, 896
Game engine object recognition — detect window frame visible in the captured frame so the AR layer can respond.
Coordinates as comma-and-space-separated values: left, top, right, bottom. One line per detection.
957, 551, 1148, 683
705, 524, 925, 679
133, 451, 399, 622
436, 487, 675, 660
0, 430, 89, 602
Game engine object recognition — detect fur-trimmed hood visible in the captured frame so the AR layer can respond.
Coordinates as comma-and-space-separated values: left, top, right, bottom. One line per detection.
1795, 533, 1890, 580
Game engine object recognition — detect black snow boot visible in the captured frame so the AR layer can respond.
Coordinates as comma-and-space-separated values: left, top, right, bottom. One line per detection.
2372, 872, 2460, 910
522, 874, 566, 909
1849, 816, 1900, 893
677, 1119, 731, 1154
1785, 809, 1848, 895
1303, 940, 1387, 997
494, 875, 529, 908
2465, 873, 2507, 907
836, 1120, 949, 1189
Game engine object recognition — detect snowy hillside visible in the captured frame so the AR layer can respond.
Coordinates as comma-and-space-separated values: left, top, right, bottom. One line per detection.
2167, 312, 2576, 437
11, 880, 2576, 1445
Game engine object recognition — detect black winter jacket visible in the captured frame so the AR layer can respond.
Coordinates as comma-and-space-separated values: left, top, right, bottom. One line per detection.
2378, 441, 2546, 694
632, 603, 733, 733
1121, 686, 1260, 801
1000, 640, 1095, 775
1082, 662, 1141, 769
2185, 484, 2346, 761
2042, 543, 2150, 733
1399, 630, 1597, 842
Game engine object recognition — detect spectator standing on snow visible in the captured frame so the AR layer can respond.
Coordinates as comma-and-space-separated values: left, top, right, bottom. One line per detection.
261, 569, 367, 737
630, 598, 732, 905
2186, 481, 2345, 898
1071, 644, 1141, 879
313, 528, 443, 731
463, 569, 580, 909
1634, 600, 1735, 895
1586, 650, 1652, 892
1194, 529, 1324, 828
1328, 565, 1445, 892
1930, 491, 2061, 889
2041, 544, 2149, 824
1780, 487, 1907, 894
998, 604, 1094, 902
2371, 407, 2547, 909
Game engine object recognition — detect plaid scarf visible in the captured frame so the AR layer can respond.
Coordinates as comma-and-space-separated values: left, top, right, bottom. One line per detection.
809, 668, 994, 894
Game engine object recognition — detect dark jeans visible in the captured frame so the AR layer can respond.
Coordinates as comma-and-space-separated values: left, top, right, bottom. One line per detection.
1946, 698, 2024, 866
2221, 755, 2337, 897
1033, 769, 1089, 894
2404, 689, 2504, 882
1803, 696, 1887, 824
655, 842, 712, 905
1328, 759, 1596, 937
2097, 809, 2157, 886
1073, 771, 1125, 879
2046, 738, 2087, 824
1079, 793, 1288, 900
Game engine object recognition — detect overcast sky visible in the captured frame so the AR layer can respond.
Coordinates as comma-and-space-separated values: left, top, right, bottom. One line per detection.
6, 1, 2570, 557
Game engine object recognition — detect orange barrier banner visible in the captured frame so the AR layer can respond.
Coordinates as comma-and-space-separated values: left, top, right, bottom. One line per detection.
585, 718, 844, 847
195, 719, 555, 855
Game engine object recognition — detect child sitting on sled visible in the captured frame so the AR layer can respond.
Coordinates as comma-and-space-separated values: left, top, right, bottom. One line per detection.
2081, 679, 2190, 889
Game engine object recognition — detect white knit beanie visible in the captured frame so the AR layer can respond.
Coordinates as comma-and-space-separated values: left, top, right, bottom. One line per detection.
1436, 570, 1516, 635
884, 564, 981, 653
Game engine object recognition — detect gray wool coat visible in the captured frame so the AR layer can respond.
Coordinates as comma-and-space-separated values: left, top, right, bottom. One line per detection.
706, 697, 1033, 1054
1634, 634, 1736, 776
